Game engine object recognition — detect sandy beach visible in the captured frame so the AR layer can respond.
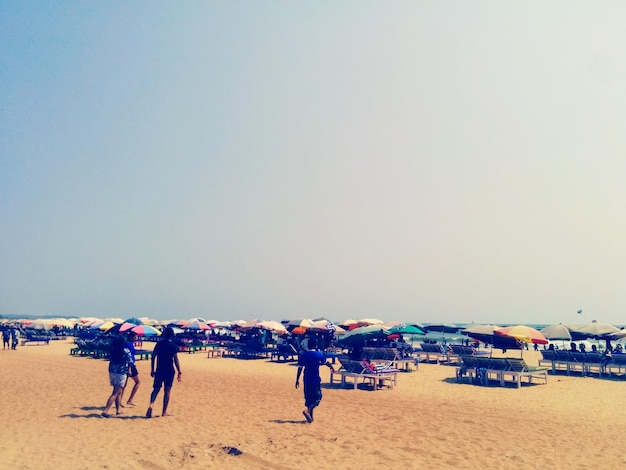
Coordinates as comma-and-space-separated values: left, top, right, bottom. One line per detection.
2, 340, 626, 469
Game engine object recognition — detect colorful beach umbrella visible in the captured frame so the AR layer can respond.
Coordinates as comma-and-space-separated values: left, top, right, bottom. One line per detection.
131, 325, 161, 337
495, 325, 548, 345
98, 321, 117, 331
119, 322, 138, 333
184, 320, 211, 330
287, 318, 313, 328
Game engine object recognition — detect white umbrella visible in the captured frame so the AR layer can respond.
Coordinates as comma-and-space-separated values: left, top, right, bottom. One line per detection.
540, 324, 572, 341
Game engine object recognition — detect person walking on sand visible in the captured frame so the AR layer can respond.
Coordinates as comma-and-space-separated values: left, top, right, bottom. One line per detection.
146, 327, 181, 418
2, 328, 10, 349
102, 335, 133, 418
295, 337, 334, 423
120, 332, 141, 406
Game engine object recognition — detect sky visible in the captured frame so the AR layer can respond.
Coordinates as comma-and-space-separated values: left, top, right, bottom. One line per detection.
2, 2, 626, 326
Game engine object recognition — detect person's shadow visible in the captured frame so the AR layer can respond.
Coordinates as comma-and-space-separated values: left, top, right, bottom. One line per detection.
59, 405, 145, 419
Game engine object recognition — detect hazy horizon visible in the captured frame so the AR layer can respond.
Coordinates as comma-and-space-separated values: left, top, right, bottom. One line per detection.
2, 3, 626, 325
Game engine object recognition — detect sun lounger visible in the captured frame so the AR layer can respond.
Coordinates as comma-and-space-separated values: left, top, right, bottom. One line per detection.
330, 358, 399, 391
456, 355, 547, 387
270, 344, 298, 362
21, 335, 51, 346
415, 343, 448, 364
606, 353, 626, 379
504, 358, 548, 387
362, 347, 416, 371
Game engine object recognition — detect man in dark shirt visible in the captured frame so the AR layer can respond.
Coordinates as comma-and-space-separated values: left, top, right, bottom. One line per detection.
295, 337, 334, 423
146, 327, 181, 418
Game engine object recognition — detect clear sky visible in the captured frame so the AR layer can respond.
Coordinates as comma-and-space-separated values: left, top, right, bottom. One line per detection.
2, 2, 626, 325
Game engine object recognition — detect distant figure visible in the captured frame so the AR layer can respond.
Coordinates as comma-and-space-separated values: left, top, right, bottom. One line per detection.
548, 344, 555, 351
570, 342, 578, 352
10, 328, 18, 350
591, 344, 597, 352
146, 327, 181, 419
579, 343, 586, 353
102, 336, 133, 418
295, 337, 334, 423
120, 332, 141, 406
2, 328, 9, 349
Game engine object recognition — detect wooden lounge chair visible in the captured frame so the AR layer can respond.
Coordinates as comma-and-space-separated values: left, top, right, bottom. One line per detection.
606, 353, 626, 379
583, 352, 607, 376
330, 358, 399, 391
270, 344, 298, 362
505, 358, 548, 387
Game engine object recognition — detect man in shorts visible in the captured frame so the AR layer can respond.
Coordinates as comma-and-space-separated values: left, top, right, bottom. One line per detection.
295, 337, 334, 423
146, 327, 181, 418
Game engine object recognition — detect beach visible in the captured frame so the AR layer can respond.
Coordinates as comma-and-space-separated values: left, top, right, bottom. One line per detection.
2, 341, 626, 469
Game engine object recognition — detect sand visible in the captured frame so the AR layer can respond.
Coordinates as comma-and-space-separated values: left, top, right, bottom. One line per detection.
1, 340, 626, 470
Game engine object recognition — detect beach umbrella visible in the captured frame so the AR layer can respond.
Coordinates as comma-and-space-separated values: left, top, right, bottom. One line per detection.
131, 325, 161, 337
184, 320, 211, 331
236, 319, 263, 330
495, 325, 548, 345
567, 322, 620, 340
119, 322, 138, 333
257, 320, 287, 334
461, 324, 500, 344
88, 320, 106, 328
29, 319, 52, 331
124, 317, 144, 326
358, 318, 384, 326
540, 324, 572, 341
337, 325, 391, 346
338, 319, 359, 328
422, 323, 460, 334
49, 318, 75, 328
287, 318, 313, 328
98, 321, 117, 331
387, 324, 425, 335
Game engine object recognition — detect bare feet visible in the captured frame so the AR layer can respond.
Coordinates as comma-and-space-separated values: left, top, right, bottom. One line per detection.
146, 408, 152, 419
126, 402, 136, 407
302, 410, 313, 423
162, 412, 172, 417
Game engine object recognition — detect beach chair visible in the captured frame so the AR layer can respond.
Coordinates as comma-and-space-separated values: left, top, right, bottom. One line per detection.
584, 352, 607, 376
538, 349, 556, 372
568, 351, 589, 376
505, 358, 548, 387
330, 358, 399, 391
270, 344, 298, 362
606, 353, 626, 379
553, 350, 575, 375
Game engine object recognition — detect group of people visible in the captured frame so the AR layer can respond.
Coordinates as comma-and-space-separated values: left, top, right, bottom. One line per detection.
102, 325, 337, 424
1, 326, 19, 350
102, 327, 182, 419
